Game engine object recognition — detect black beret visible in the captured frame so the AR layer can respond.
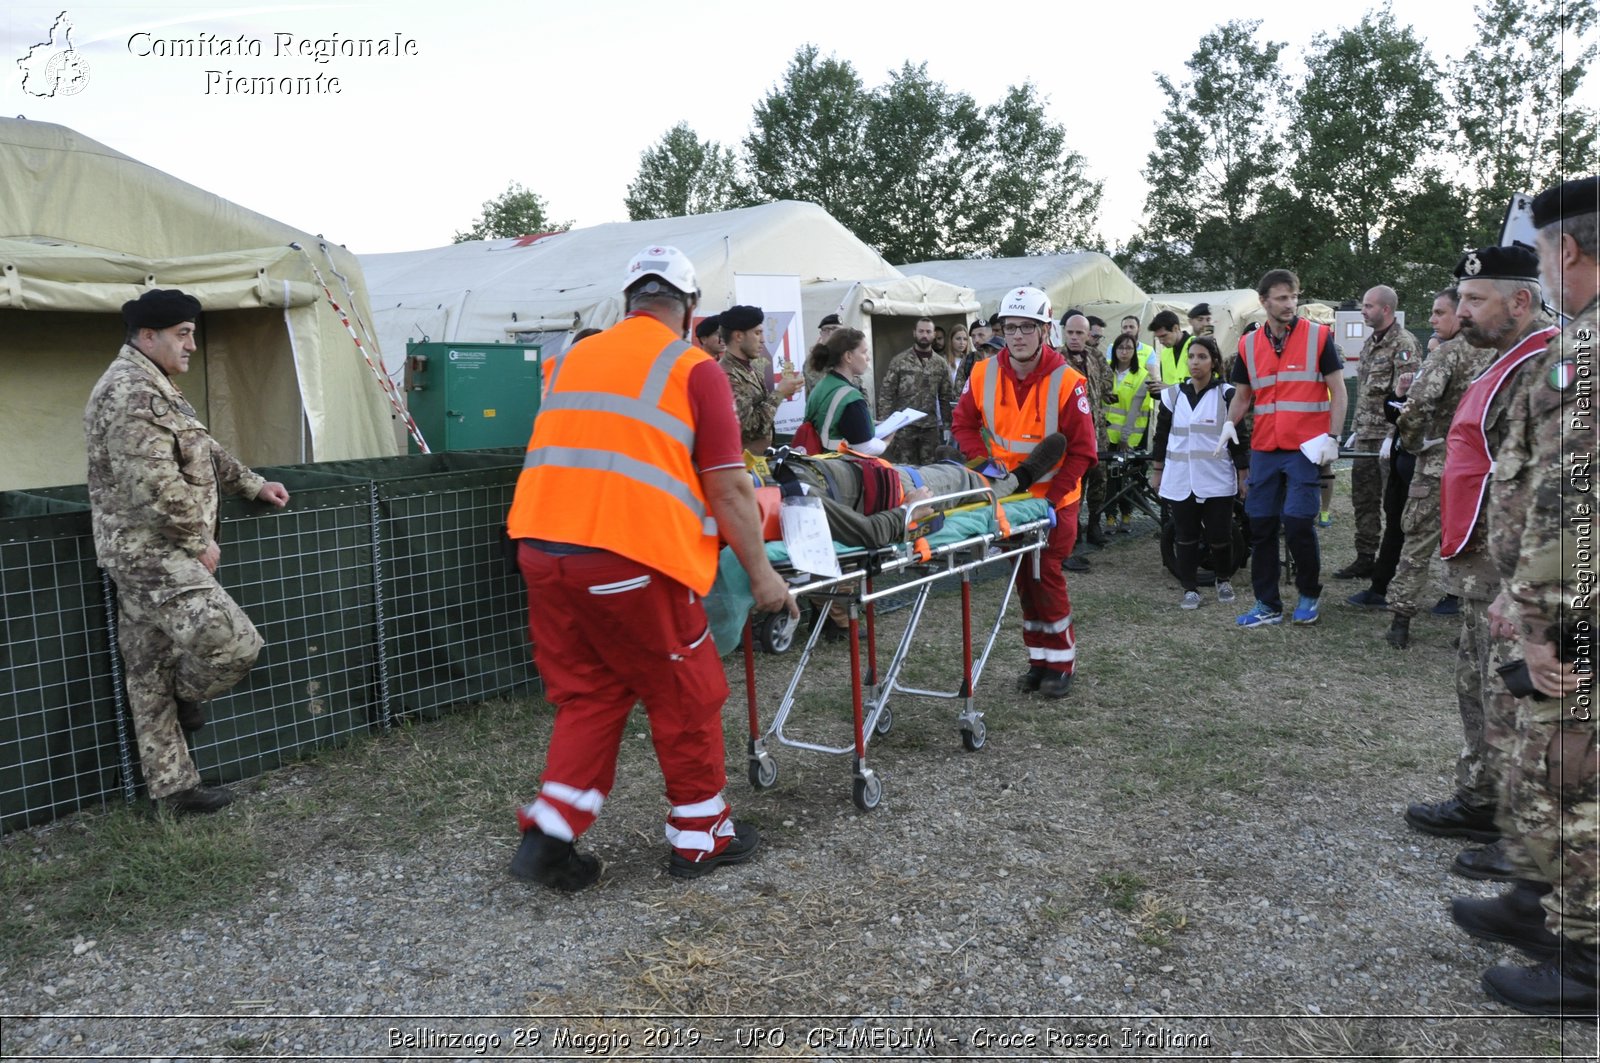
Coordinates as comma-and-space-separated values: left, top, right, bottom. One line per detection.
1531, 176, 1599, 229
694, 315, 721, 339
721, 304, 763, 331
819, 313, 841, 328
1453, 245, 1540, 282
1188, 302, 1212, 318
122, 289, 202, 330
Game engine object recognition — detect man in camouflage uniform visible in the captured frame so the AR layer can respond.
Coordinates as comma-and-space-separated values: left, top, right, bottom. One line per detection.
85, 290, 290, 814
1061, 313, 1114, 555
877, 316, 956, 465
720, 304, 798, 453
1334, 285, 1420, 580
1386, 289, 1494, 651
1465, 177, 1598, 1017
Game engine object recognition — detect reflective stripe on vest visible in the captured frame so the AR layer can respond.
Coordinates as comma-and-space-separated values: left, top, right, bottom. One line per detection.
1240, 320, 1330, 450
1105, 367, 1151, 444
1158, 383, 1236, 499
508, 323, 721, 594
971, 356, 1082, 504
1438, 325, 1560, 559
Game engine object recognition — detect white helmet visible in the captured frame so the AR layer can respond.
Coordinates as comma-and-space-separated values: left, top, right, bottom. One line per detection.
623, 245, 699, 300
998, 286, 1052, 324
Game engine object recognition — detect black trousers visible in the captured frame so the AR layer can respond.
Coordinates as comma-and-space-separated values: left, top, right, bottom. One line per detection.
1369, 446, 1415, 595
1171, 495, 1236, 592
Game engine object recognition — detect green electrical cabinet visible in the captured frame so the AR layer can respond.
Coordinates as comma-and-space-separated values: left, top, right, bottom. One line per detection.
405, 341, 542, 453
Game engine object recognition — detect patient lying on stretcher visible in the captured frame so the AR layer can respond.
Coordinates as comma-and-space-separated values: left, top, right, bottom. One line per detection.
766, 432, 1067, 550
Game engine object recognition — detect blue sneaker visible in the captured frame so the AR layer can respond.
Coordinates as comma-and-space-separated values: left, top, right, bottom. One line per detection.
1236, 602, 1283, 628
1292, 595, 1321, 625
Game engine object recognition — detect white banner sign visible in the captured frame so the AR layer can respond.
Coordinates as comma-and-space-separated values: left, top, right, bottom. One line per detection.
734, 273, 807, 434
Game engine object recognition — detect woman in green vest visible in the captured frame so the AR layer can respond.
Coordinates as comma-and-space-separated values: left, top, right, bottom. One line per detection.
1102, 333, 1154, 532
801, 327, 889, 456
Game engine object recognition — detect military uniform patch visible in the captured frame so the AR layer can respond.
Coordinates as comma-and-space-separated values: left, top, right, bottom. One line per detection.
1548, 359, 1575, 391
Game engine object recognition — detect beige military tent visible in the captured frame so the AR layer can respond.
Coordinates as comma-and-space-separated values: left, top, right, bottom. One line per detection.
362, 201, 979, 399
0, 118, 399, 490
899, 252, 1151, 327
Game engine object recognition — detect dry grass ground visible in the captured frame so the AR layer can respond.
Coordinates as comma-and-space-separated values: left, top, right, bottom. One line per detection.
2, 473, 1594, 1060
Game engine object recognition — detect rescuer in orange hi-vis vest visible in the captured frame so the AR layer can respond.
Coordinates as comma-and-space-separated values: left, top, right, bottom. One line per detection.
504, 244, 797, 892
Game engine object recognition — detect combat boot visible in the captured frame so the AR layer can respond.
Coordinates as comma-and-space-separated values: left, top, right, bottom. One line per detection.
161, 784, 233, 816
509, 828, 602, 892
1015, 666, 1046, 693
1404, 794, 1499, 842
176, 697, 207, 733
1452, 880, 1561, 959
1386, 615, 1411, 649
1014, 433, 1067, 488
1333, 553, 1375, 579
1482, 941, 1600, 1019
1454, 839, 1519, 882
1085, 518, 1108, 547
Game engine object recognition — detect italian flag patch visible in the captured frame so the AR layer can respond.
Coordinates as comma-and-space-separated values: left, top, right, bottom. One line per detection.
1548, 359, 1575, 391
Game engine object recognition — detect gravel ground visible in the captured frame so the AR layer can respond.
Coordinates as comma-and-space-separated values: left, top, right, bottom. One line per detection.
2, 518, 1595, 1061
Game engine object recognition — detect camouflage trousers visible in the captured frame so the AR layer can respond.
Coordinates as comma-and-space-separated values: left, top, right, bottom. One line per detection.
1500, 702, 1599, 945
1454, 596, 1521, 810
1387, 472, 1439, 619
113, 575, 263, 799
887, 425, 943, 467
1349, 435, 1388, 555
1081, 464, 1107, 524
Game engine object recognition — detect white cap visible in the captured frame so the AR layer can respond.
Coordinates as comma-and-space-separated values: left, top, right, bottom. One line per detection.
998, 286, 1051, 324
623, 245, 699, 300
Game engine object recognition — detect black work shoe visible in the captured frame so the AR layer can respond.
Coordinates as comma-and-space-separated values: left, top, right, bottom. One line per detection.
1064, 554, 1091, 572
1432, 594, 1462, 616
1404, 795, 1500, 842
1038, 670, 1074, 698
1482, 943, 1600, 1019
1386, 615, 1411, 649
161, 784, 233, 815
509, 828, 602, 892
669, 822, 760, 879
1333, 553, 1375, 579
1347, 588, 1389, 608
1015, 433, 1067, 487
1015, 666, 1045, 693
1454, 840, 1519, 882
1085, 520, 1108, 547
1452, 880, 1561, 959
176, 698, 206, 733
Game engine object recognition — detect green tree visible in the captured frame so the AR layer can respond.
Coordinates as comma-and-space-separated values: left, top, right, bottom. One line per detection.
856, 62, 987, 262
1284, 6, 1447, 300
453, 182, 570, 243
1453, 0, 1599, 244
742, 45, 871, 232
624, 122, 743, 221
1123, 20, 1289, 292
968, 83, 1103, 258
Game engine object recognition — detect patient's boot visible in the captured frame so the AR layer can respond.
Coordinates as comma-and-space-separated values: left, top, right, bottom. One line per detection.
1014, 433, 1067, 490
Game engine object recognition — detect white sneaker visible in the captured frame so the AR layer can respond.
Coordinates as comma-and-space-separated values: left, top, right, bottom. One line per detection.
1181, 591, 1202, 610
1216, 581, 1236, 604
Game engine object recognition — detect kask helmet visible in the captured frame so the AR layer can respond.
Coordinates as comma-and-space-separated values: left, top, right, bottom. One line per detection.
998, 286, 1051, 324
623, 245, 700, 300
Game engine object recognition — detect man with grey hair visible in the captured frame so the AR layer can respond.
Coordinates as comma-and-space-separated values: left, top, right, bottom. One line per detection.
1334, 284, 1419, 580
1467, 177, 1597, 1017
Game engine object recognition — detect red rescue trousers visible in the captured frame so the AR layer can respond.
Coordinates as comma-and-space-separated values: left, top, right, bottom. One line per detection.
515, 543, 736, 862
1019, 501, 1079, 675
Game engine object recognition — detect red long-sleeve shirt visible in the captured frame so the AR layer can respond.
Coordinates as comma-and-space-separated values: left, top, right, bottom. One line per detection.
952, 345, 1098, 508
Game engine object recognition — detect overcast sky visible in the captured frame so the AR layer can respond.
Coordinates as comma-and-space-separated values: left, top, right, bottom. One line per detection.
3, 1, 1493, 256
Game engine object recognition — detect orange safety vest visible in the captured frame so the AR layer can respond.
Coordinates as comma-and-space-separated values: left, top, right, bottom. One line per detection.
506, 316, 721, 594
1238, 320, 1331, 451
969, 355, 1085, 506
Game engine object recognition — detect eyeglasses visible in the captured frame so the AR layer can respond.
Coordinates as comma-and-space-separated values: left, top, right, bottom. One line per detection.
1001, 323, 1038, 335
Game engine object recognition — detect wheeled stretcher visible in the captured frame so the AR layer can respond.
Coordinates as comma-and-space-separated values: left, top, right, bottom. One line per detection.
735, 487, 1056, 811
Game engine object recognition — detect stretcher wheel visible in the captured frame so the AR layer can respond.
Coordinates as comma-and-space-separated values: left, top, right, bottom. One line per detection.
852, 771, 882, 812
961, 719, 987, 751
755, 610, 800, 654
873, 706, 893, 736
749, 755, 778, 790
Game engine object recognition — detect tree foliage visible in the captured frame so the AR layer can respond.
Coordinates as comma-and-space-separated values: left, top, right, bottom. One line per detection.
1283, 7, 1446, 300
1123, 20, 1288, 292
453, 182, 570, 243
1454, 0, 1599, 244
743, 49, 1101, 261
624, 122, 742, 221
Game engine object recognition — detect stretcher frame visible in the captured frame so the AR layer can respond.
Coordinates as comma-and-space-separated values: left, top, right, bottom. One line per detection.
739, 486, 1055, 811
